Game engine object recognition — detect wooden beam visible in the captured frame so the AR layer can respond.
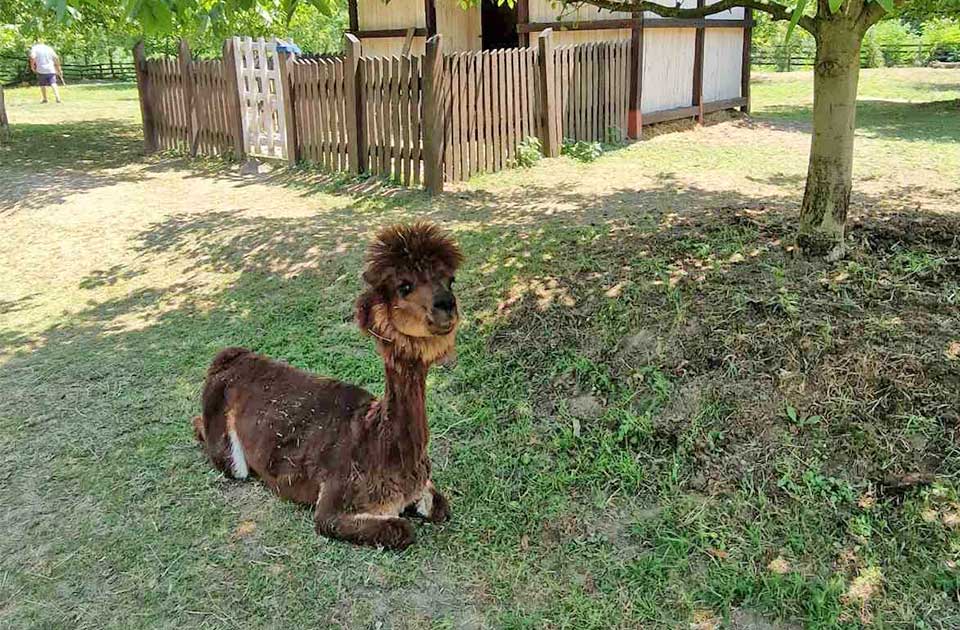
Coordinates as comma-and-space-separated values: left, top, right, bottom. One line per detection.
350, 28, 428, 39
741, 8, 753, 113
422, 35, 444, 194
424, 0, 437, 36
348, 0, 359, 32
518, 17, 751, 33
343, 34, 365, 174
627, 13, 642, 139
642, 97, 747, 125
278, 50, 298, 164
692, 0, 705, 125
537, 29, 559, 157
517, 0, 530, 47
221, 38, 246, 161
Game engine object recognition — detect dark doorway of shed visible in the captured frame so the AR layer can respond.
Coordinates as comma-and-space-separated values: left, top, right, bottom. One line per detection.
481, 0, 519, 49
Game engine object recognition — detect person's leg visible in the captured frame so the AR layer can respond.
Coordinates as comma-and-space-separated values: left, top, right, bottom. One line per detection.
51, 81, 61, 103
39, 84, 48, 103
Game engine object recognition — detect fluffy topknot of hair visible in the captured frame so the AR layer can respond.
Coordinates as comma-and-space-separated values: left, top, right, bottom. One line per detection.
363, 222, 463, 285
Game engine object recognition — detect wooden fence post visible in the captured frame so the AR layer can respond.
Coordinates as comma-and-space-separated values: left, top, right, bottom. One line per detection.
741, 8, 753, 113
537, 29, 559, 158
343, 34, 365, 175
422, 34, 445, 194
178, 39, 198, 155
222, 38, 246, 161
0, 85, 9, 141
278, 50, 299, 164
133, 41, 158, 154
627, 13, 643, 139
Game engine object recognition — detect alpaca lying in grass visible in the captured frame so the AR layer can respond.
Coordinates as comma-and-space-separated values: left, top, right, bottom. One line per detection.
193, 223, 462, 549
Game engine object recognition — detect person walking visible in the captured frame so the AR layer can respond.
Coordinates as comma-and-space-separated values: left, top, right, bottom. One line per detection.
29, 41, 62, 104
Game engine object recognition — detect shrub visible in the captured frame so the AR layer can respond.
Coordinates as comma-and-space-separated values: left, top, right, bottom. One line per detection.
514, 136, 543, 168
562, 139, 603, 163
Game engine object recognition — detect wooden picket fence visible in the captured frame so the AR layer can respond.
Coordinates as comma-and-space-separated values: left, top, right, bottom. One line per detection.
442, 49, 541, 183
360, 56, 423, 186
555, 41, 631, 144
290, 57, 350, 172
134, 30, 728, 193
191, 60, 235, 156
145, 58, 189, 151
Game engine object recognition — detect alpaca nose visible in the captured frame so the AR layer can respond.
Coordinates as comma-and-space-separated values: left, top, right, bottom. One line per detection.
433, 294, 456, 313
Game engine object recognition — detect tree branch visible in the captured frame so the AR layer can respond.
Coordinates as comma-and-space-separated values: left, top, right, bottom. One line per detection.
566, 0, 817, 34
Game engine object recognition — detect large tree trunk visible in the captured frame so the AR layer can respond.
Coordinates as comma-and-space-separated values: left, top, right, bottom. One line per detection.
798, 19, 863, 260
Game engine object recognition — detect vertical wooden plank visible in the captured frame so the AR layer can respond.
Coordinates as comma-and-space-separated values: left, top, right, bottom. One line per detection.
133, 41, 157, 153
451, 54, 462, 182
537, 30, 558, 158
411, 55, 422, 185
422, 34, 445, 194
320, 60, 333, 170
498, 51, 508, 170
400, 54, 411, 186
481, 52, 492, 173
178, 40, 197, 155
336, 58, 347, 171
741, 9, 753, 113
391, 56, 403, 180
506, 49, 517, 163
490, 51, 501, 172
379, 57, 390, 177
468, 53, 478, 178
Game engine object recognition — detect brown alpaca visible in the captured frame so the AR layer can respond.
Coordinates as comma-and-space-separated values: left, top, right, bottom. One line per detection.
192, 223, 462, 549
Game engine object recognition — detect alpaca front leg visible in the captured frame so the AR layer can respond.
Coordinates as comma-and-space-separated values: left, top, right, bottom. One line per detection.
314, 509, 415, 550
405, 482, 450, 523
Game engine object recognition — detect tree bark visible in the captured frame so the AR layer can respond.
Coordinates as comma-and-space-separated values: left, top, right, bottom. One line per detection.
798, 18, 863, 260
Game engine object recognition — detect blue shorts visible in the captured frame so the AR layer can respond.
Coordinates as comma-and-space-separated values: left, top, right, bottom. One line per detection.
38, 73, 57, 86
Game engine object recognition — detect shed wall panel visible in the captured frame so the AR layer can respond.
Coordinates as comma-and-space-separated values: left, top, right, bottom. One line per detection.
641, 27, 695, 113
435, 0, 482, 51
357, 0, 425, 29
702, 28, 743, 102
528, 0, 631, 21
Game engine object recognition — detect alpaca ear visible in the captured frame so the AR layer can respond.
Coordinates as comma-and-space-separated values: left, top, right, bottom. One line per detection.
355, 289, 376, 334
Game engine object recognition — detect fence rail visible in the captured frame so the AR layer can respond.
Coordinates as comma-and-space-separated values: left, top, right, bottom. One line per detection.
1, 54, 135, 85
752, 42, 960, 70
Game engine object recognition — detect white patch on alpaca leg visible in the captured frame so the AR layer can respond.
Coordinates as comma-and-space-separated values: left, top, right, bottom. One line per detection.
415, 490, 433, 518
228, 429, 249, 479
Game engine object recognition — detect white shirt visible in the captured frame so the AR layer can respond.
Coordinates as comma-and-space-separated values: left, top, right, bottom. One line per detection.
30, 44, 58, 74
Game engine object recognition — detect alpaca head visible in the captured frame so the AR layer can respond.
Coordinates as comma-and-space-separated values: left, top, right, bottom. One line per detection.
355, 222, 463, 365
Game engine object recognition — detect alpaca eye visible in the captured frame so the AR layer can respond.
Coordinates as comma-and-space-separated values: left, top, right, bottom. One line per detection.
398, 282, 413, 297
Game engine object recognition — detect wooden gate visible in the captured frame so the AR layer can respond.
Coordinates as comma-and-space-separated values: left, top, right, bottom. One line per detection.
232, 37, 289, 160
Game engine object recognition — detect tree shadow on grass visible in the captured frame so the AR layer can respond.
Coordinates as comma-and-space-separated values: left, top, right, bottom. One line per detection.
755, 99, 960, 143
0, 119, 146, 213
1, 177, 958, 626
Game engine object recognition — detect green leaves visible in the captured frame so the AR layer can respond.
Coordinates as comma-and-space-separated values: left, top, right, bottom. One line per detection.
828, 0, 844, 13
873, 0, 895, 13
785, 0, 808, 43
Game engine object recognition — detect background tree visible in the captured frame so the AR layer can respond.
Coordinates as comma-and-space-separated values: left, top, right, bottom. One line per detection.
565, 0, 911, 259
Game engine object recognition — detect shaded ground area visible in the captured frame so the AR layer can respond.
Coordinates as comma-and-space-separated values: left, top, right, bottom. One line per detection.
1, 71, 959, 628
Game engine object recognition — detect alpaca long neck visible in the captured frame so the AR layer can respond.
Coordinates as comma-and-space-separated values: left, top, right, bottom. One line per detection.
381, 360, 430, 463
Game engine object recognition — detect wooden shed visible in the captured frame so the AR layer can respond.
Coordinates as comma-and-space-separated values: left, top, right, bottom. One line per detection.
348, 0, 753, 136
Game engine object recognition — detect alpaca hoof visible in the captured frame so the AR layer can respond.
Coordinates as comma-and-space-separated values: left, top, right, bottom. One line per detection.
380, 518, 416, 550
428, 491, 451, 523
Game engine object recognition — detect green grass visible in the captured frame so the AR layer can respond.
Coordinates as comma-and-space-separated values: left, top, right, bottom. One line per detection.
1, 70, 959, 628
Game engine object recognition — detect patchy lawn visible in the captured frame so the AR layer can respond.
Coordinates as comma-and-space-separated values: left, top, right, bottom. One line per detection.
1, 69, 959, 628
